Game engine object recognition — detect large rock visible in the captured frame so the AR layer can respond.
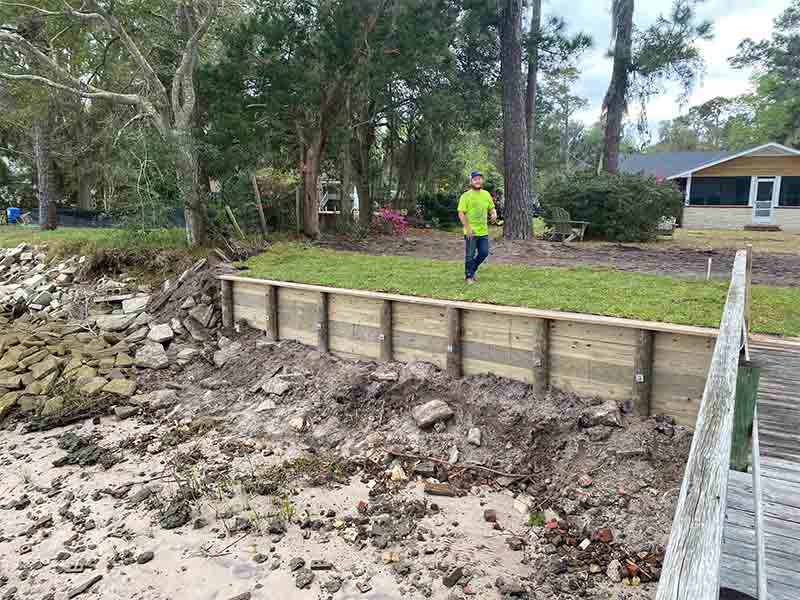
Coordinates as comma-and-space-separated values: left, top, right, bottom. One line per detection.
0, 391, 19, 421
183, 318, 208, 342
147, 324, 174, 344
135, 343, 169, 369
0, 372, 23, 390
31, 356, 60, 380
578, 401, 623, 429
122, 295, 150, 314
189, 304, 214, 328
213, 342, 242, 368
411, 400, 454, 429
80, 377, 109, 396
132, 389, 178, 408
95, 314, 136, 332
103, 379, 137, 397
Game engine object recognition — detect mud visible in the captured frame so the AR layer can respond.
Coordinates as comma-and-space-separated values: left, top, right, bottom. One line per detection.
0, 326, 691, 599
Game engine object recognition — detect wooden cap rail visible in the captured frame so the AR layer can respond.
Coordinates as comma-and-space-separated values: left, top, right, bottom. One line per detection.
656, 250, 748, 600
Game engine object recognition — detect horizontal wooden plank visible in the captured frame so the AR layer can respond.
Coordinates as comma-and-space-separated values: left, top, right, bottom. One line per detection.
461, 311, 535, 351
462, 357, 533, 383
328, 295, 382, 328
328, 321, 380, 360
223, 275, 722, 338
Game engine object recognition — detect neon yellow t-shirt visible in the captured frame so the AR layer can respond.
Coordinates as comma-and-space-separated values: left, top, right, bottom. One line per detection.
457, 189, 495, 236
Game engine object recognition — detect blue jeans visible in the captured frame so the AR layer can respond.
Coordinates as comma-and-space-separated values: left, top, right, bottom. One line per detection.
464, 235, 489, 279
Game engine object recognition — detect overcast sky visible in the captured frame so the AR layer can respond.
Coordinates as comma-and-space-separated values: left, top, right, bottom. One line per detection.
544, 0, 788, 139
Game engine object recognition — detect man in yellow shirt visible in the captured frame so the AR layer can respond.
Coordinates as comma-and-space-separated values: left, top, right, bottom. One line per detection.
457, 171, 497, 284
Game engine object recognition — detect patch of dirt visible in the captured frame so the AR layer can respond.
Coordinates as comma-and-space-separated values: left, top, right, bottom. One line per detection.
322, 229, 800, 286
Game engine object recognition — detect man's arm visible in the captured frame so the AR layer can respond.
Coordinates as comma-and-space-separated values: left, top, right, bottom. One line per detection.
459, 211, 474, 239
489, 208, 497, 224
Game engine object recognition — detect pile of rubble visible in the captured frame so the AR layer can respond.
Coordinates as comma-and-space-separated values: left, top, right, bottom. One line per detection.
0, 243, 230, 427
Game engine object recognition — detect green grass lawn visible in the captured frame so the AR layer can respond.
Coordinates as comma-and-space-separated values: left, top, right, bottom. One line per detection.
0, 225, 187, 254
242, 243, 800, 337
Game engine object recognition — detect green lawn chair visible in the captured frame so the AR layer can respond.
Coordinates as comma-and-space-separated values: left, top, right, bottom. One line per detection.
546, 207, 590, 242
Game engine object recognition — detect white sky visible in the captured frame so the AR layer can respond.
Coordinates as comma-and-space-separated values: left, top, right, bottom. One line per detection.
544, 0, 788, 139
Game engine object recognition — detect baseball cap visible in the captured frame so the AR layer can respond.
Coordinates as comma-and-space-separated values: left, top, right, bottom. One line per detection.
470, 171, 483, 179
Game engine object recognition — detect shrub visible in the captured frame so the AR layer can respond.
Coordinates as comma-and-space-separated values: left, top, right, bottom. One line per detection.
371, 207, 409, 237
417, 192, 460, 228
539, 170, 683, 242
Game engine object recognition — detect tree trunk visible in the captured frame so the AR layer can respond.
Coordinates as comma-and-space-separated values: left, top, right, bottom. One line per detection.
302, 140, 321, 238
175, 130, 207, 246
77, 170, 94, 210
601, 0, 634, 173
32, 119, 55, 231
500, 0, 532, 240
525, 0, 542, 203
352, 116, 375, 227
561, 97, 570, 166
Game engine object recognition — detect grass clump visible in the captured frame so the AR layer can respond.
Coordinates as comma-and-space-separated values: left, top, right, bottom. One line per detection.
528, 512, 547, 527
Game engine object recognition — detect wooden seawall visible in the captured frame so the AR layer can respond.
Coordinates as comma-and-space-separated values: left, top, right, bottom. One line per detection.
219, 275, 718, 427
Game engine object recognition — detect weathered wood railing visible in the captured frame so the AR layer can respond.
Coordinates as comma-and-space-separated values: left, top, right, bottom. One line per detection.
657, 249, 767, 599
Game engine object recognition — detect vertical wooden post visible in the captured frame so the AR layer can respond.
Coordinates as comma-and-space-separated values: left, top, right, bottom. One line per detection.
264, 285, 278, 341
379, 300, 393, 362
446, 307, 462, 378
220, 279, 234, 331
745, 244, 753, 333
731, 362, 760, 471
317, 292, 329, 353
531, 318, 550, 397
632, 329, 654, 416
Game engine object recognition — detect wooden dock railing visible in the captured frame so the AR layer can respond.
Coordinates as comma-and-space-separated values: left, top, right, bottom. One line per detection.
657, 249, 766, 599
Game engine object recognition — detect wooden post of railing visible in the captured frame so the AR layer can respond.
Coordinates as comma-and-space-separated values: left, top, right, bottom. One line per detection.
531, 318, 550, 397
265, 285, 278, 341
656, 250, 747, 600
446, 307, 462, 378
633, 329, 654, 416
379, 300, 393, 362
220, 279, 234, 331
317, 292, 329, 353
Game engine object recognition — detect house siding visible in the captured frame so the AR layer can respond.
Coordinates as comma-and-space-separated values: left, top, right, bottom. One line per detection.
683, 207, 753, 230
694, 156, 800, 177
683, 206, 800, 232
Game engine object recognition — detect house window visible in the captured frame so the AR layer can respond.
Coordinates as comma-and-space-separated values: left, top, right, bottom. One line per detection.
779, 177, 800, 207
689, 177, 752, 206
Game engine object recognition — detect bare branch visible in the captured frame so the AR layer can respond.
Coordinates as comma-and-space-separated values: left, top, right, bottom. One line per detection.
0, 71, 138, 104
0, 2, 64, 16
69, 0, 170, 107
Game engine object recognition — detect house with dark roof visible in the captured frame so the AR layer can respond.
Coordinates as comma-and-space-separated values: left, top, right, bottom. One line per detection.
620, 143, 800, 232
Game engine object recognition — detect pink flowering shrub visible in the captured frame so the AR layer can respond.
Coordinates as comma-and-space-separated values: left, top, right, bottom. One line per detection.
372, 207, 409, 237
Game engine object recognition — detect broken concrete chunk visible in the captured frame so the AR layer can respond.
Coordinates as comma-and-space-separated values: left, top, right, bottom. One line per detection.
147, 323, 174, 344
80, 377, 109, 396
95, 314, 136, 332
180, 296, 196, 310
114, 405, 140, 419
124, 327, 149, 344
467, 427, 482, 447
122, 295, 150, 314
579, 401, 623, 429
189, 304, 214, 328
134, 343, 169, 369
411, 399, 454, 429
31, 356, 60, 380
103, 379, 137, 397
183, 317, 208, 342
212, 341, 242, 368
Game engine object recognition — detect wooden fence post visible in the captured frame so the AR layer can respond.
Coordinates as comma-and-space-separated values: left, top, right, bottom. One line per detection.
265, 285, 278, 341
220, 279, 234, 331
446, 307, 462, 378
317, 292, 329, 353
379, 300, 393, 362
632, 329, 654, 416
532, 318, 550, 397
